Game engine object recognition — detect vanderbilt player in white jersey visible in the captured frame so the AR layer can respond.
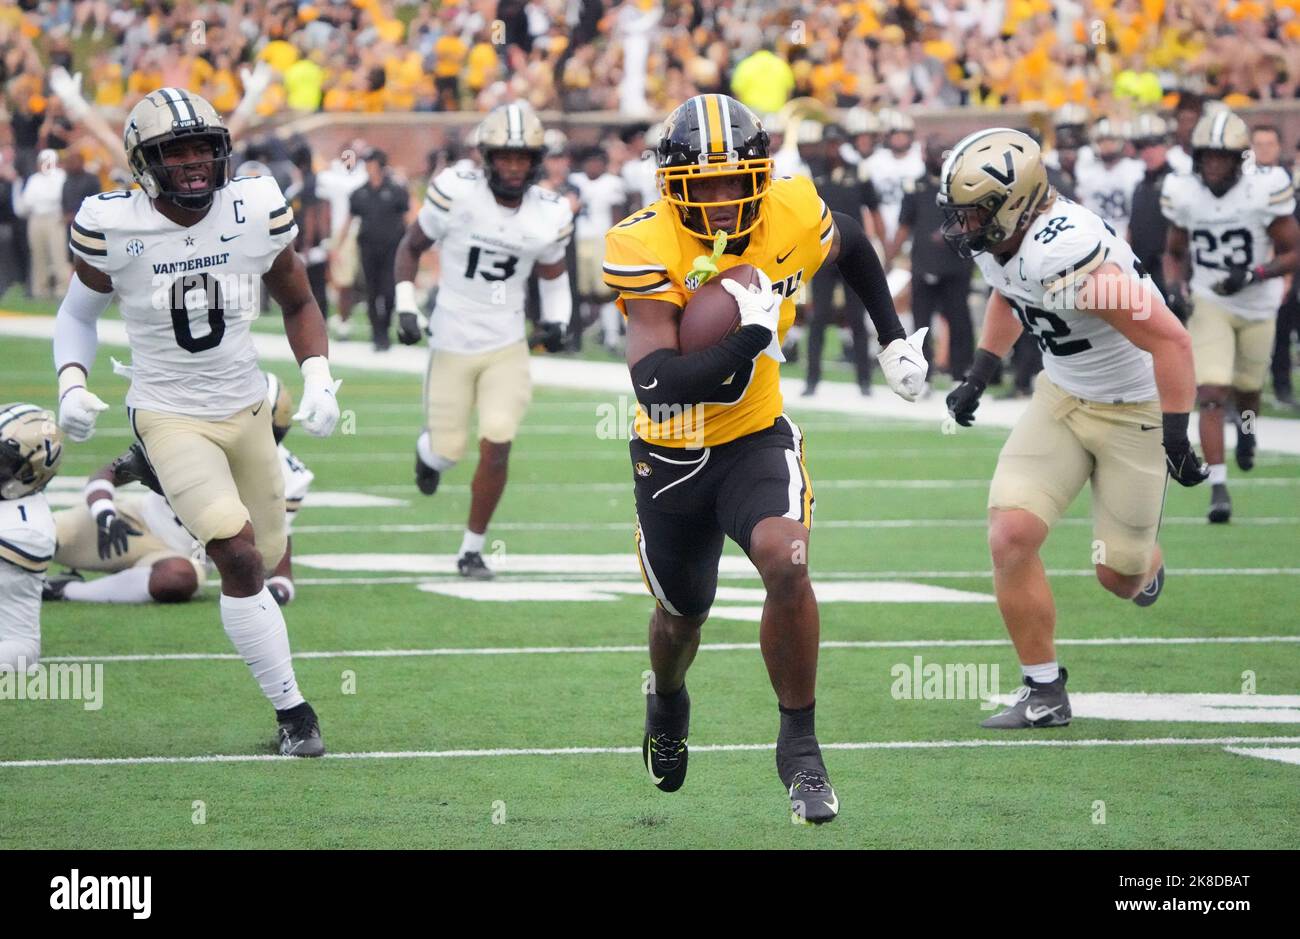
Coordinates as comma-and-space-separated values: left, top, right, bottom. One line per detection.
53, 88, 342, 756
393, 103, 574, 579
45, 372, 314, 608
1161, 110, 1300, 523
941, 128, 1208, 728
862, 108, 924, 243
0, 404, 63, 670
1074, 118, 1145, 234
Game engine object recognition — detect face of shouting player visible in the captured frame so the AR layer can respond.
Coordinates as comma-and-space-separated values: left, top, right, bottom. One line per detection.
159, 137, 216, 196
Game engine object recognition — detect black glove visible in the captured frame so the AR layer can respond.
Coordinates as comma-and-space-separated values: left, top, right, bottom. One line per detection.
1162, 412, 1210, 487
1164, 281, 1192, 321
111, 442, 164, 495
95, 507, 142, 560
945, 348, 1001, 427
529, 321, 565, 354
396, 311, 426, 345
1212, 264, 1258, 297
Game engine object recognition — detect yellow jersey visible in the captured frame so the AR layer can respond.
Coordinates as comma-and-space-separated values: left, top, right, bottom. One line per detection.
604, 174, 833, 448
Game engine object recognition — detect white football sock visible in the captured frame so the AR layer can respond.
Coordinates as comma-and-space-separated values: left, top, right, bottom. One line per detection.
459, 529, 486, 556
1208, 463, 1228, 486
1022, 661, 1060, 684
220, 588, 304, 711
63, 567, 153, 604
416, 431, 456, 472
600, 303, 621, 346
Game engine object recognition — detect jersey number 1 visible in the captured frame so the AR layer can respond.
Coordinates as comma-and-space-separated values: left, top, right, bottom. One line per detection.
170, 273, 226, 353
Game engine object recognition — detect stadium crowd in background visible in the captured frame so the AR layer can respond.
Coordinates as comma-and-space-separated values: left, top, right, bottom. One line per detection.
4, 1, 1300, 123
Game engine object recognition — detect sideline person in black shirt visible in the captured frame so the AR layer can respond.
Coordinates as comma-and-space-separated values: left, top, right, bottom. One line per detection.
345, 149, 409, 351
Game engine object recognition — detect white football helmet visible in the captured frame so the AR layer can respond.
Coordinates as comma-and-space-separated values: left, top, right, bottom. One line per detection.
0, 403, 63, 500
937, 127, 1053, 258
475, 102, 546, 199
124, 87, 232, 209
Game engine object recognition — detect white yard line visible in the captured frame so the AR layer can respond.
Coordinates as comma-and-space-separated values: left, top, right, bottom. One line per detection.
287, 516, 1300, 534
4, 736, 1299, 769
5, 313, 1300, 453
39, 634, 1300, 665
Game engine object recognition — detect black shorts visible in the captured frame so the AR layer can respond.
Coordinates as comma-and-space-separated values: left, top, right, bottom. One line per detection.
630, 415, 814, 617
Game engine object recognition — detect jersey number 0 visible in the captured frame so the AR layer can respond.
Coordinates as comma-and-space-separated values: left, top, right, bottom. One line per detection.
170, 273, 226, 353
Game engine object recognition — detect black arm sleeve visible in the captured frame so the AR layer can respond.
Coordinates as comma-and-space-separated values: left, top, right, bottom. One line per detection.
831, 210, 905, 346
629, 324, 772, 410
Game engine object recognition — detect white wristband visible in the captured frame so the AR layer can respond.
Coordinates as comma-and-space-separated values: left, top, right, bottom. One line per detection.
396, 280, 418, 312
93, 499, 117, 520
58, 365, 88, 400
84, 478, 116, 501
300, 356, 332, 386
267, 576, 296, 603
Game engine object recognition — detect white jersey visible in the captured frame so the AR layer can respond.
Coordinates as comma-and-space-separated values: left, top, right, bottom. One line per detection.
0, 493, 55, 654
1160, 166, 1296, 320
974, 197, 1157, 403
315, 159, 367, 238
69, 177, 298, 419
417, 166, 574, 355
1166, 145, 1193, 176
569, 171, 629, 241
773, 148, 812, 179
1074, 156, 1145, 231
862, 145, 924, 240
620, 155, 659, 211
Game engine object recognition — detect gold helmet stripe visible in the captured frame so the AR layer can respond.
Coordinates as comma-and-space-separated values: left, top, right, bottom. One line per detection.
704, 95, 724, 152
717, 94, 734, 151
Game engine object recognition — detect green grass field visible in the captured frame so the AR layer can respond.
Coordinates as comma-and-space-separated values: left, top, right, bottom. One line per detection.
2, 319, 1299, 849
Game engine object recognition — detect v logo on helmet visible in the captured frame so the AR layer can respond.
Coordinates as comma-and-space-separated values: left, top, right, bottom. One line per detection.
981, 151, 1017, 186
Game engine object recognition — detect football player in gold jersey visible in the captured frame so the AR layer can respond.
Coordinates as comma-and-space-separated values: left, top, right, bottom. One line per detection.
604, 93, 929, 823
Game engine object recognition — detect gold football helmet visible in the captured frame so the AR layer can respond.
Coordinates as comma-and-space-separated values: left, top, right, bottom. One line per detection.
124, 87, 231, 209
937, 127, 1053, 258
0, 403, 63, 500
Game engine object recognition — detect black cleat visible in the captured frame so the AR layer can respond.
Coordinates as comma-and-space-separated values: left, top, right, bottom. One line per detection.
643, 685, 690, 792
456, 551, 494, 579
1133, 564, 1165, 607
276, 702, 325, 757
415, 452, 441, 495
776, 733, 839, 824
42, 570, 84, 601
112, 442, 163, 495
1208, 484, 1232, 524
1235, 429, 1256, 472
981, 668, 1071, 729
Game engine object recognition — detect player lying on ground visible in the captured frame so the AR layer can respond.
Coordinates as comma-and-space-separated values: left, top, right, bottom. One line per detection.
392, 103, 574, 579
604, 93, 928, 824
0, 404, 63, 671
942, 128, 1208, 729
45, 373, 314, 607
1161, 110, 1300, 523
54, 88, 340, 756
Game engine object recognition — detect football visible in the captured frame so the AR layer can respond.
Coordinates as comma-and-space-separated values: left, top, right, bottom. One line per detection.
678, 263, 762, 354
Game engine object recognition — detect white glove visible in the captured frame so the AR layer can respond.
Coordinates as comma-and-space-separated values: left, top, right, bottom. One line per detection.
293, 357, 342, 437
878, 327, 930, 402
59, 386, 109, 442
49, 67, 91, 121
234, 61, 274, 119
720, 268, 779, 334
